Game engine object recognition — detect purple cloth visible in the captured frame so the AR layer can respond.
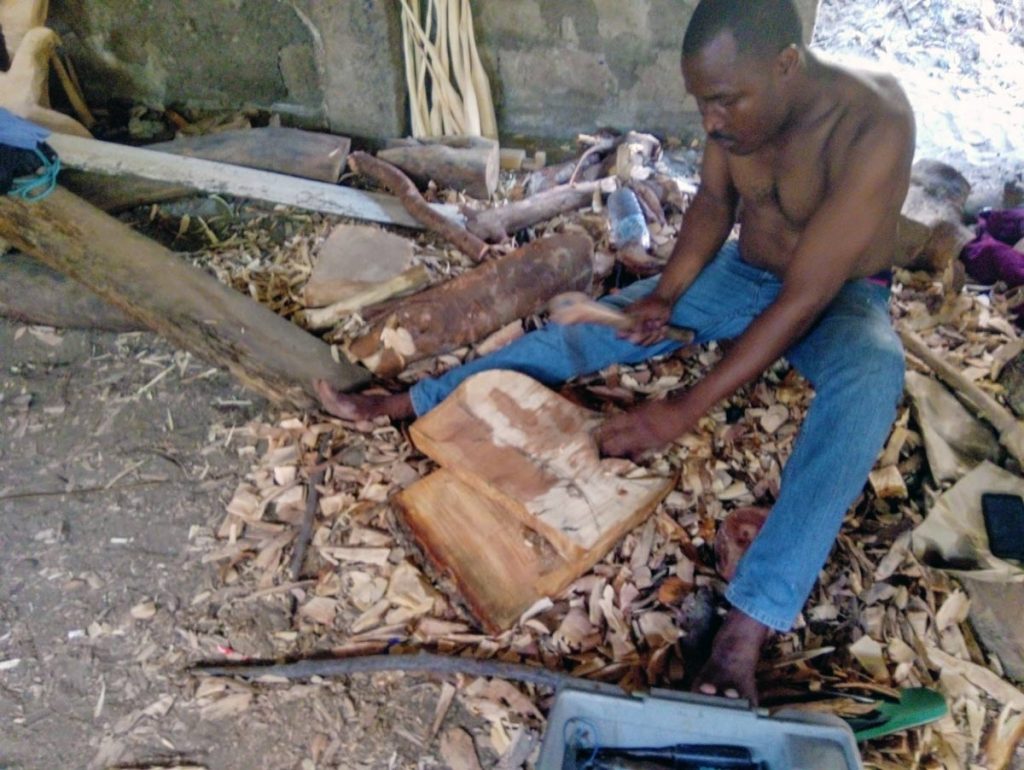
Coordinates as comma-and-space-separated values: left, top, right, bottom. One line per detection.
961, 207, 1024, 287
979, 208, 1024, 245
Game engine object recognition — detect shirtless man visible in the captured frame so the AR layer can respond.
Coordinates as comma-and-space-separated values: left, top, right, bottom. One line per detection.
316, 0, 914, 703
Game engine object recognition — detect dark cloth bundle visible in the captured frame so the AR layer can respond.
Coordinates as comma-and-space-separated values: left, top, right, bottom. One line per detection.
961, 207, 1024, 287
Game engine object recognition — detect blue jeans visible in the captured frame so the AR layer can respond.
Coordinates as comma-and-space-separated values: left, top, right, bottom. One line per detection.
409, 241, 905, 631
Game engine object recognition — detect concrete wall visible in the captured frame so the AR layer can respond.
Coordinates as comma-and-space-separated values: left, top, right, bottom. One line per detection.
49, 0, 818, 143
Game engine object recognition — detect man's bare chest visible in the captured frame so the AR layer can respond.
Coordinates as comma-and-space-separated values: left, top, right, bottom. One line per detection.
731, 152, 830, 230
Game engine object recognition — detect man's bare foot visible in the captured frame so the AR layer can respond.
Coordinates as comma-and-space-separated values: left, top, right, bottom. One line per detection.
693, 609, 770, 705
313, 379, 415, 421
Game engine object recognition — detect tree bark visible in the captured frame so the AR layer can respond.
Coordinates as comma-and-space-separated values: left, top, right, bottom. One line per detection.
344, 233, 593, 377
0, 187, 370, 408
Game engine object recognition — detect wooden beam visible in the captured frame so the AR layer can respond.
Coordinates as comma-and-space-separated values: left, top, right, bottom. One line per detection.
0, 251, 140, 331
47, 134, 462, 229
0, 188, 370, 408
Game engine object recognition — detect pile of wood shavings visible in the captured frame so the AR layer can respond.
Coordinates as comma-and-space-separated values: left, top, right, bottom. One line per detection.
167, 189, 1024, 767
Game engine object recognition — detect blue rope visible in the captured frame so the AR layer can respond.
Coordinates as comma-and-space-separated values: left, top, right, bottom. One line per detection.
564, 716, 601, 768
9, 145, 60, 201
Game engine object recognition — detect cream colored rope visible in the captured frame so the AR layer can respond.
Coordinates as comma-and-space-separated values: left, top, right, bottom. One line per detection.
398, 0, 497, 138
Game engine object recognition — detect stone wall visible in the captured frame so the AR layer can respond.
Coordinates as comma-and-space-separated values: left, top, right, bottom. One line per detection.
49, 0, 818, 143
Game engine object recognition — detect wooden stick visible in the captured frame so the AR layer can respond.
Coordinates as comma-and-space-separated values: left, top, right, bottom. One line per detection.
194, 651, 574, 690
301, 265, 432, 330
289, 432, 330, 619
900, 326, 1024, 465
465, 181, 603, 243
548, 292, 694, 344
47, 134, 460, 229
349, 151, 488, 262
0, 187, 370, 408
49, 51, 95, 128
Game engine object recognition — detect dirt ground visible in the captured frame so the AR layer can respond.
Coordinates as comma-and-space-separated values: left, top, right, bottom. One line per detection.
3, 2, 1024, 770
0, 324, 492, 769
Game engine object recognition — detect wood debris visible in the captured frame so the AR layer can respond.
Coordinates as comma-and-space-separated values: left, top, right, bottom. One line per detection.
117, 129, 1022, 768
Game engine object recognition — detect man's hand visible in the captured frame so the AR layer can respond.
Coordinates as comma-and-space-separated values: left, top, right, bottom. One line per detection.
596, 394, 702, 460
622, 294, 673, 346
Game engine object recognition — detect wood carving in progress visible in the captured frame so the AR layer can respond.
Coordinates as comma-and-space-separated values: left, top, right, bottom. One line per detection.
396, 370, 674, 631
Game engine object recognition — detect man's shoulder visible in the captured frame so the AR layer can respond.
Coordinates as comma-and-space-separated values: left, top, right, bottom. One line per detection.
832, 61, 914, 136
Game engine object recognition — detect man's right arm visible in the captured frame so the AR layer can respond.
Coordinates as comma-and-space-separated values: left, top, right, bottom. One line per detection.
624, 140, 738, 344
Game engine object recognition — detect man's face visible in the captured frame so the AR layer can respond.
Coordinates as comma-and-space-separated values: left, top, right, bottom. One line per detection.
682, 31, 785, 156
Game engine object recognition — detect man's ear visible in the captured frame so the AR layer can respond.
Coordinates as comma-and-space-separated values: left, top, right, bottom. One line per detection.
775, 44, 800, 79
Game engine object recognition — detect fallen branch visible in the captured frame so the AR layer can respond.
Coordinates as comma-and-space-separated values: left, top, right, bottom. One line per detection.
900, 326, 1024, 466
194, 651, 574, 690
348, 151, 488, 262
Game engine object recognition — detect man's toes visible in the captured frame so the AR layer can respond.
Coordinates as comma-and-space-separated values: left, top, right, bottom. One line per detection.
313, 378, 336, 404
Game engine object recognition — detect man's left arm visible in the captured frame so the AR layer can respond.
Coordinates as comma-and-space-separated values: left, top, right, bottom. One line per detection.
668, 120, 911, 426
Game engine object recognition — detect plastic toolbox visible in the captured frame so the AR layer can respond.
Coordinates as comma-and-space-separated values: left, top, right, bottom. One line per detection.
537, 680, 863, 770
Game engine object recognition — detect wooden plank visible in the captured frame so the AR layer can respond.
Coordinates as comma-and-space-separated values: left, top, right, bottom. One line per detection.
61, 127, 351, 212
0, 187, 370, 408
46, 134, 463, 229
60, 169, 195, 212
409, 371, 674, 561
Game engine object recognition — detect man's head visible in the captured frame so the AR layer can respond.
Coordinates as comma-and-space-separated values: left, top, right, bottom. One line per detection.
682, 0, 805, 155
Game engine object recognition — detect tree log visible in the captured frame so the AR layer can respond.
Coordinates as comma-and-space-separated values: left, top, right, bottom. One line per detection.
348, 151, 488, 262
0, 188, 370, 408
0, 251, 141, 331
344, 233, 593, 377
465, 181, 603, 243
378, 137, 498, 199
